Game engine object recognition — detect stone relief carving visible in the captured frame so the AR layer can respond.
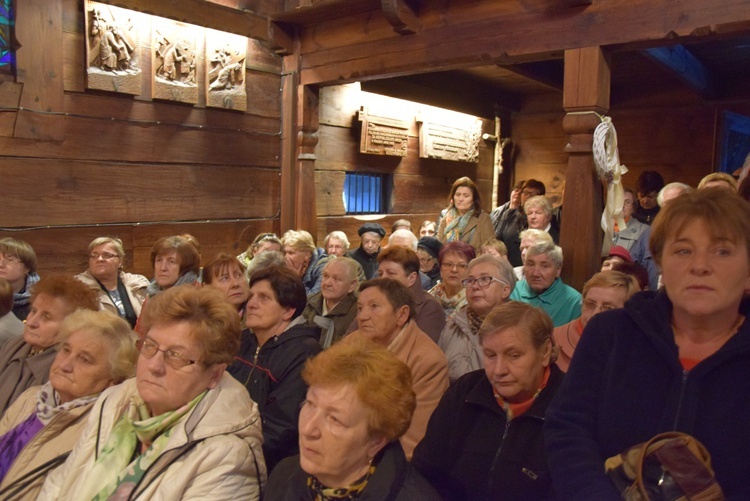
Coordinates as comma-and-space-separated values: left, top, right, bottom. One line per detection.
205, 30, 247, 111
85, 1, 142, 95
152, 19, 199, 104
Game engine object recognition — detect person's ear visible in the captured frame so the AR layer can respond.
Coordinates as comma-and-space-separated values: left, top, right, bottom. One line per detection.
206, 363, 227, 389
347, 281, 358, 294
406, 272, 417, 287
282, 306, 296, 322
396, 305, 410, 327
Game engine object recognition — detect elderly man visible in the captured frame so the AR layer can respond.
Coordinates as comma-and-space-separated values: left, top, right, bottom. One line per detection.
302, 257, 359, 347
348, 223, 385, 280
438, 255, 517, 382
510, 241, 581, 327
322, 230, 350, 258
389, 228, 435, 290
347, 278, 449, 459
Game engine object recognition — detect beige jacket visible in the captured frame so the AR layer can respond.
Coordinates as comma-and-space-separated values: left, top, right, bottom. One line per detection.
0, 386, 93, 500
39, 374, 266, 501
347, 321, 449, 459
75, 269, 149, 318
437, 211, 495, 251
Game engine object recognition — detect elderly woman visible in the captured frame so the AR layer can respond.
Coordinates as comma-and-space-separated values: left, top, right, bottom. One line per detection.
428, 240, 476, 320
0, 274, 99, 415
416, 236, 442, 290
611, 187, 648, 253
75, 237, 149, 328
552, 270, 640, 371
202, 253, 250, 318
39, 286, 266, 500
478, 238, 508, 260
438, 254, 517, 382
437, 176, 495, 251
0, 310, 137, 499
282, 229, 330, 295
546, 188, 750, 498
237, 232, 282, 268
146, 235, 200, 297
266, 338, 439, 499
323, 230, 350, 258
510, 241, 581, 327
524, 195, 559, 243
0, 238, 39, 321
414, 301, 563, 500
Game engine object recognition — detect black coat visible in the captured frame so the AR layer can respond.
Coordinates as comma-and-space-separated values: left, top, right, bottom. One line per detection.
412, 365, 564, 500
227, 321, 321, 472
266, 440, 442, 500
348, 246, 380, 280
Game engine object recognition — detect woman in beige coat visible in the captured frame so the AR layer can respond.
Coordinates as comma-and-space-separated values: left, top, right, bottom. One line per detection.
437, 176, 495, 251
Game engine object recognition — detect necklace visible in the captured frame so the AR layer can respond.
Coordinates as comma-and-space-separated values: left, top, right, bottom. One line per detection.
565, 320, 578, 350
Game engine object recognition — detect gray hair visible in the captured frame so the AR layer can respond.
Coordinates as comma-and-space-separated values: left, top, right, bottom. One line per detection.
523, 195, 553, 217
518, 228, 554, 245
526, 241, 563, 269
657, 182, 693, 207
467, 254, 517, 292
323, 231, 350, 251
389, 229, 418, 251
325, 256, 359, 283
246, 250, 285, 279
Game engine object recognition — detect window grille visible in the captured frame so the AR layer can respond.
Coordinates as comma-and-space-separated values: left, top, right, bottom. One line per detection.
344, 173, 389, 215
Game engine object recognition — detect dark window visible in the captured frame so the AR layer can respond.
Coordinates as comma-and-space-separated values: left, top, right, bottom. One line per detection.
344, 173, 390, 215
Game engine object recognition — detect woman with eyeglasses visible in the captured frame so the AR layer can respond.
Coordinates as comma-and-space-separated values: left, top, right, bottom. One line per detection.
414, 301, 563, 500
0, 238, 40, 321
437, 254, 517, 383
552, 270, 640, 372
75, 237, 150, 328
39, 286, 266, 500
428, 241, 476, 321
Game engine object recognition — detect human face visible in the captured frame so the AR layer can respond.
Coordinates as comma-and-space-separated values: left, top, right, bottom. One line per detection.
416, 249, 436, 274
521, 187, 542, 207
622, 192, 636, 219
638, 191, 658, 210
519, 236, 537, 264
660, 219, 750, 322
284, 246, 311, 277
50, 330, 117, 404
255, 240, 281, 256
209, 263, 249, 308
321, 262, 357, 303
88, 243, 122, 283
0, 252, 29, 292
361, 233, 382, 256
453, 186, 474, 214
600, 256, 625, 271
326, 238, 347, 258
419, 224, 436, 237
245, 279, 295, 337
482, 326, 552, 403
480, 246, 503, 259
580, 286, 628, 328
23, 294, 70, 350
526, 206, 550, 230
378, 261, 416, 288
299, 384, 386, 489
510, 187, 523, 207
137, 322, 224, 416
440, 252, 470, 291
524, 252, 560, 294
154, 250, 181, 289
464, 262, 510, 317
356, 287, 409, 346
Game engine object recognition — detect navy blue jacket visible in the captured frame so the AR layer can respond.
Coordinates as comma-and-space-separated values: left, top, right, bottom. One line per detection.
545, 290, 750, 500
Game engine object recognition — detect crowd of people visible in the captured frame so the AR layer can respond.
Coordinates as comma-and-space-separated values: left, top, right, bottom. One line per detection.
0, 168, 748, 499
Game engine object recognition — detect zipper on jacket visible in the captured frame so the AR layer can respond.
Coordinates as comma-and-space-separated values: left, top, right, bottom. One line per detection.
487, 419, 512, 495
672, 370, 689, 429
242, 345, 261, 387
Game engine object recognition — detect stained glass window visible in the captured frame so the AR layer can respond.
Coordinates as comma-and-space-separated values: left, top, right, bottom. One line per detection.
0, 0, 13, 74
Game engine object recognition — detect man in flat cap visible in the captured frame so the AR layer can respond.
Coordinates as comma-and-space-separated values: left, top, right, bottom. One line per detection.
348, 222, 385, 280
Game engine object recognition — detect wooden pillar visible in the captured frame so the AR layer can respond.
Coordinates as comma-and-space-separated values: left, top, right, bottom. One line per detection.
295, 84, 319, 237
560, 47, 610, 290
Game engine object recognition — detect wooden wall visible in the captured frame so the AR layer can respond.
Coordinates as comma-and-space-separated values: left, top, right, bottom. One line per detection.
0, 0, 283, 278
315, 84, 496, 249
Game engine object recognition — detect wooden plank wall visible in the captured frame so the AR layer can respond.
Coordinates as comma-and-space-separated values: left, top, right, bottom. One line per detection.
315, 84, 496, 249
0, 0, 283, 278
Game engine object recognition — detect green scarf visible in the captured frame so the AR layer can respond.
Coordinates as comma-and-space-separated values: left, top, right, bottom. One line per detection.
444, 207, 475, 243
79, 390, 207, 501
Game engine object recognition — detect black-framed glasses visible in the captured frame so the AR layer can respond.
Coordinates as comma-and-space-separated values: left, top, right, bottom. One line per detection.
136, 339, 198, 369
461, 276, 506, 289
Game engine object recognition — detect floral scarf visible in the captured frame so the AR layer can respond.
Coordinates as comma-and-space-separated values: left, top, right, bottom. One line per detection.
443, 207, 476, 243
307, 463, 376, 500
428, 282, 467, 320
465, 307, 484, 335
35, 381, 100, 425
78, 390, 206, 501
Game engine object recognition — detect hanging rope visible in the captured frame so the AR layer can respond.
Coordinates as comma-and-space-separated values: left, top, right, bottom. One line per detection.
592, 116, 627, 257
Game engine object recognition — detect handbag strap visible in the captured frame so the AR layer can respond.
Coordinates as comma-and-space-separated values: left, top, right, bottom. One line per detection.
634, 431, 711, 498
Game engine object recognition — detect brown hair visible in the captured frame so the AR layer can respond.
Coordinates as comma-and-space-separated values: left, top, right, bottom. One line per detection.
87, 237, 125, 258
478, 301, 557, 362
0, 238, 37, 274
479, 239, 508, 258
302, 337, 416, 441
359, 278, 414, 321
582, 270, 640, 300
150, 236, 201, 277
650, 187, 750, 267
447, 176, 483, 213
203, 253, 247, 286
377, 246, 420, 276
32, 274, 99, 314
139, 286, 241, 366
249, 265, 307, 318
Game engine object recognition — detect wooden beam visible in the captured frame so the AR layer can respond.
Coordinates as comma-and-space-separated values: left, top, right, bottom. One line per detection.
642, 45, 715, 99
280, 51, 299, 232
97, 0, 274, 43
565, 0, 593, 6
295, 85, 320, 235
500, 61, 564, 92
381, 0, 420, 35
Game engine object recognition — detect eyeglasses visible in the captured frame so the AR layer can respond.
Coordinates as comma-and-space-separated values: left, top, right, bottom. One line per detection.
419, 257, 435, 265
89, 252, 119, 260
462, 276, 506, 289
136, 339, 198, 369
581, 299, 617, 313
441, 262, 468, 271
0, 254, 21, 265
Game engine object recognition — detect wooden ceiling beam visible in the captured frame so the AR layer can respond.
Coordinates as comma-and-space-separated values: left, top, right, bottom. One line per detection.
499, 61, 564, 92
641, 45, 716, 100
381, 0, 421, 35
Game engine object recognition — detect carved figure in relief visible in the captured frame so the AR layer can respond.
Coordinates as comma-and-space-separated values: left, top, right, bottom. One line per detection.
207, 46, 245, 93
88, 7, 138, 74
209, 62, 242, 91
155, 37, 194, 84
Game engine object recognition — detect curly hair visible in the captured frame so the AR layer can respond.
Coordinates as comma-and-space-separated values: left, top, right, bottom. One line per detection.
32, 274, 99, 314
